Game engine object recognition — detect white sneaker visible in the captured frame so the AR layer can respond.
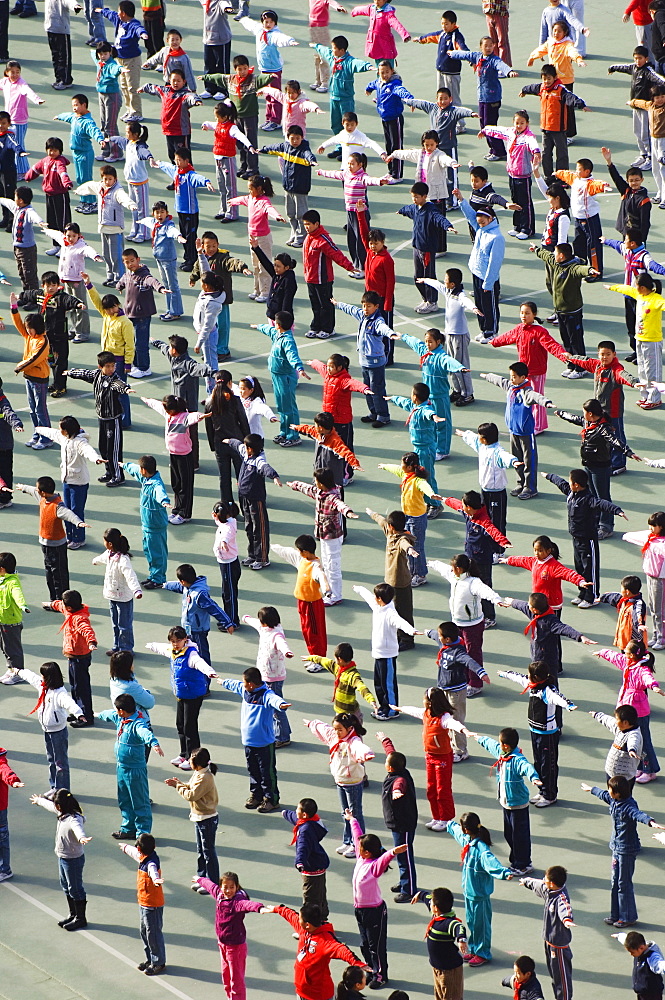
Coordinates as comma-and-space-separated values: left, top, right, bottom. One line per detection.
0, 669, 23, 685
566, 370, 586, 379
316, 330, 335, 339
0, 871, 13, 882
45, 246, 61, 256
168, 513, 185, 525
316, 85, 329, 93
335, 844, 349, 855
652, 641, 665, 651
309, 82, 320, 90
198, 90, 213, 99
350, 269, 365, 279
453, 751, 470, 763
213, 92, 226, 101
515, 232, 530, 240
305, 329, 319, 338
129, 366, 152, 378
560, 369, 572, 378
430, 820, 447, 832
254, 294, 268, 303
507, 229, 519, 237
475, 332, 493, 344
415, 301, 439, 314
570, 596, 582, 605
577, 600, 594, 609
178, 760, 193, 770
411, 575, 427, 587
342, 845, 356, 858
305, 662, 324, 672
425, 819, 438, 829
533, 795, 557, 807
466, 685, 482, 698
247, 292, 257, 300
170, 755, 187, 766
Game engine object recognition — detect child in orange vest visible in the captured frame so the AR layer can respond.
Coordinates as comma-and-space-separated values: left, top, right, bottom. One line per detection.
119, 833, 166, 976
270, 535, 331, 656
600, 575, 649, 649
42, 589, 97, 727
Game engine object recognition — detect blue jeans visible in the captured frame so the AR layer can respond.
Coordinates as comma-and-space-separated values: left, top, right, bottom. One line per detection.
337, 781, 364, 846
587, 463, 613, 533
267, 679, 291, 743
45, 727, 70, 789
132, 316, 152, 373
362, 365, 390, 423
140, 905, 166, 966
0, 808, 10, 875
611, 852, 637, 923
84, 0, 106, 41
201, 332, 218, 393
195, 814, 219, 882
59, 854, 86, 900
405, 512, 427, 578
113, 357, 131, 429
391, 830, 416, 895
62, 483, 89, 544
155, 258, 183, 318
26, 380, 51, 445
639, 714, 660, 774
217, 304, 230, 355
110, 598, 134, 651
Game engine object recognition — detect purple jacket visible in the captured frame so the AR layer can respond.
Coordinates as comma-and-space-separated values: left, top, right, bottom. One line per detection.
196, 881, 263, 944
116, 265, 163, 319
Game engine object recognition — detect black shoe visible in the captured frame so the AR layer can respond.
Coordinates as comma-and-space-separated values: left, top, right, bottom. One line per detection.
137, 962, 151, 971
455, 395, 475, 407
69, 717, 93, 728
393, 893, 412, 903
98, 473, 111, 483
360, 415, 373, 423
144, 965, 166, 976
178, 262, 193, 271
102, 279, 117, 287
58, 895, 76, 927
106, 477, 125, 487
64, 899, 87, 930
390, 884, 400, 893
166, 183, 175, 191
371, 420, 390, 428
625, 351, 637, 364
111, 830, 136, 839
143, 580, 163, 590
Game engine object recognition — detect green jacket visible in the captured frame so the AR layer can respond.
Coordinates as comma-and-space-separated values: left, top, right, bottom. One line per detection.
201, 71, 273, 118
0, 573, 27, 624
535, 247, 594, 313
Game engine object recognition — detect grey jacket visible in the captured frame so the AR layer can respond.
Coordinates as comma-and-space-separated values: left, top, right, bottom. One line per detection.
151, 340, 214, 412
592, 712, 644, 779
44, 0, 81, 34
522, 878, 574, 947
35, 796, 87, 858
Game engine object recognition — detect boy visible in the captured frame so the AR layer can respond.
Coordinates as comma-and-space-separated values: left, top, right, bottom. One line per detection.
629, 83, 665, 208
333, 291, 392, 424
375, 732, 418, 901
42, 590, 98, 724
480, 364, 554, 500
151, 147, 214, 272
260, 125, 317, 247
200, 58, 270, 178
66, 351, 131, 486
95, 692, 164, 837
519, 65, 588, 178
366, 509, 419, 652
589, 703, 644, 786
365, 62, 414, 180
302, 209, 355, 339
415, 10, 468, 104
448, 37, 519, 161
54, 93, 105, 214
397, 181, 454, 315
281, 798, 330, 920
219, 666, 290, 812
138, 70, 202, 163
317, 108, 386, 162
77, 165, 138, 285
467, 163, 516, 219
502, 956, 546, 1000
271, 536, 331, 656
386, 384, 445, 509
456, 193, 505, 339
44, 0, 79, 91
118, 833, 166, 976
83, 272, 134, 426
291, 411, 361, 488
601, 147, 652, 240
353, 583, 417, 720
238, 8, 297, 130
225, 433, 282, 571
469, 727, 542, 874
601, 574, 648, 647
0, 187, 43, 290
302, 642, 378, 718
539, 0, 588, 43
310, 35, 374, 148
455, 422, 521, 539
117, 246, 167, 377
13, 477, 87, 600
555, 158, 611, 276
412, 886, 468, 993
0, 746, 23, 882
150, 334, 213, 468
189, 232, 251, 362
599, 230, 665, 358
612, 930, 665, 998
192, 266, 225, 387
499, 592, 595, 671
18, 271, 84, 399
163, 563, 233, 664
357, 214, 394, 337
98, 1, 149, 122
520, 866, 575, 1000
608, 45, 665, 171
403, 87, 477, 201
0, 552, 28, 685
531, 242, 598, 377
8, 296, 51, 450
121, 455, 170, 589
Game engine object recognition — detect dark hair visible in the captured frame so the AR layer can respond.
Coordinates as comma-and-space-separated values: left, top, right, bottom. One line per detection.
0, 552, 16, 573
163, 394, 187, 413
510, 361, 529, 378
442, 9, 457, 20
576, 157, 593, 173
386, 750, 406, 771
436, 87, 451, 98
37, 476, 56, 494
239, 375, 266, 402
615, 704, 639, 726
527, 659, 557, 688
556, 242, 574, 260
53, 789, 83, 816
386, 510, 407, 532
622, 574, 642, 594
302, 209, 320, 225
451, 553, 480, 577
168, 67, 187, 82
118, 0, 135, 15
648, 511, 665, 532
174, 145, 192, 163
374, 582, 394, 604
233, 54, 250, 67
425, 327, 445, 345
514, 108, 530, 122
23, 313, 45, 337
104, 527, 131, 555
361, 289, 382, 307
541, 63, 557, 78
275, 252, 297, 271
201, 270, 223, 292
109, 650, 134, 681
64, 222, 81, 236
545, 181, 570, 209
421, 129, 440, 146
438, 621, 459, 642
190, 747, 218, 774
569, 468, 588, 488
286, 123, 303, 137
534, 534, 559, 560
244, 432, 264, 454
514, 956, 536, 976
328, 354, 350, 371
460, 811, 491, 846
72, 93, 89, 107
499, 727, 519, 749
624, 931, 647, 950
349, 151, 367, 171
62, 589, 83, 611
334, 642, 353, 662
367, 228, 385, 243
220, 869, 242, 889
169, 334, 188, 354
520, 300, 539, 320
275, 310, 294, 329
636, 272, 662, 294
477, 421, 498, 444
101, 293, 121, 311
431, 887, 454, 913
176, 563, 197, 585
314, 468, 336, 491
336, 967, 366, 1000
168, 625, 187, 641
411, 181, 429, 197
114, 692, 136, 713
59, 415, 81, 439
100, 164, 117, 180
341, 111, 358, 124
136, 833, 155, 854
243, 666, 263, 686
301, 902, 324, 927
261, 8, 278, 22
608, 775, 632, 799
248, 173, 274, 197
332, 711, 366, 736
545, 865, 567, 888
444, 268, 464, 295
634, 44, 649, 56
295, 534, 316, 554
200, 230, 218, 242
46, 136, 64, 153
97, 350, 116, 367
425, 687, 454, 718
625, 228, 644, 245
126, 121, 149, 142
469, 165, 488, 181
139, 455, 157, 475
581, 397, 605, 419
597, 340, 616, 353
462, 490, 482, 510
358, 833, 385, 859
41, 270, 60, 285
412, 381, 430, 402
258, 605, 280, 628
401, 452, 427, 477
298, 797, 318, 817
314, 411, 334, 431
40, 661, 64, 689
213, 499, 240, 522
529, 593, 549, 613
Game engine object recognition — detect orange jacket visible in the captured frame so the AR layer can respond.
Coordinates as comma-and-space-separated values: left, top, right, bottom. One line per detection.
11, 309, 49, 382
48, 600, 97, 657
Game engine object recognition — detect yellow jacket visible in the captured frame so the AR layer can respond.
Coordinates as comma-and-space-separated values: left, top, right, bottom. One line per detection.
528, 37, 583, 86
88, 283, 135, 364
381, 463, 435, 517
610, 284, 665, 342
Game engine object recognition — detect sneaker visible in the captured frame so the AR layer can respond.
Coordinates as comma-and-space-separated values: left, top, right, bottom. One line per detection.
367, 978, 387, 991
241, 557, 253, 566
244, 796, 261, 809
467, 956, 489, 967
577, 600, 594, 609
509, 487, 522, 497
179, 760, 193, 771
257, 798, 280, 813
279, 438, 302, 447
642, 159, 652, 171
453, 751, 470, 763
393, 893, 412, 903
518, 489, 538, 500
316, 330, 335, 339
168, 513, 185, 525
625, 351, 638, 363
261, 121, 281, 131
335, 844, 350, 855
45, 247, 61, 256
565, 369, 586, 379
435, 452, 449, 461
613, 920, 638, 928
316, 84, 329, 93
212, 92, 226, 101
106, 477, 125, 488
67, 541, 85, 550
249, 560, 270, 570
144, 965, 166, 976
372, 420, 390, 429
72, 334, 90, 343
507, 229, 519, 237
342, 845, 356, 858
170, 755, 187, 766
272, 434, 285, 444
425, 819, 439, 829
372, 710, 398, 721
309, 81, 320, 90
0, 670, 23, 685
411, 575, 427, 587
49, 387, 66, 398
305, 329, 319, 338
429, 820, 446, 832
414, 301, 439, 315
198, 90, 213, 99
570, 596, 582, 605
196, 886, 210, 894
129, 366, 152, 378
533, 795, 557, 807
305, 662, 324, 673
515, 232, 531, 240
111, 830, 137, 840
484, 618, 497, 629
254, 294, 268, 303
484, 152, 505, 161
466, 685, 482, 698
546, 313, 558, 323
455, 395, 475, 407
631, 155, 648, 168
51, 81, 71, 91
275, 739, 291, 748
475, 332, 493, 344
636, 772, 657, 783
611, 467, 627, 477
0, 501, 12, 509
603, 916, 619, 925
509, 865, 534, 876
142, 580, 163, 590
350, 270, 365, 279
652, 641, 665, 651
598, 530, 614, 541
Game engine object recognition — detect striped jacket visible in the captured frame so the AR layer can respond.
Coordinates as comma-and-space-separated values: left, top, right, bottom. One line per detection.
68, 367, 130, 421
306, 655, 376, 714
317, 165, 386, 211
288, 480, 353, 540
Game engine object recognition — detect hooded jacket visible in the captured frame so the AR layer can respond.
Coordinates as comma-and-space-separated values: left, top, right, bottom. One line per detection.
306, 358, 368, 424
123, 462, 170, 530
306, 718, 375, 785
426, 630, 487, 690
163, 576, 232, 633
11, 308, 49, 383
445, 820, 512, 898
151, 340, 213, 413
596, 646, 661, 717
17, 288, 83, 346
35, 427, 100, 486
460, 200, 505, 288
275, 905, 364, 1000
93, 549, 142, 602
365, 72, 413, 120
193, 288, 226, 349
17, 667, 82, 731
48, 599, 97, 657
0, 572, 27, 625
283, 809, 330, 873
336, 301, 390, 368
303, 224, 355, 284
220, 678, 285, 746
196, 882, 263, 944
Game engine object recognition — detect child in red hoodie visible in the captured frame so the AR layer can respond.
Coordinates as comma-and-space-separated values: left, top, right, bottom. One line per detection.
358, 207, 395, 363
24, 137, 73, 253
305, 354, 371, 485
302, 209, 355, 340
42, 588, 97, 727
0, 746, 23, 882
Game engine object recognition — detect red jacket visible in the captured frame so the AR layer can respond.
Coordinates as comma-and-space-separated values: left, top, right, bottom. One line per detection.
0, 748, 20, 810
49, 599, 97, 656
359, 208, 395, 310
24, 155, 73, 195
307, 358, 368, 423
490, 322, 565, 377
303, 225, 354, 285
504, 554, 584, 610
275, 905, 364, 1000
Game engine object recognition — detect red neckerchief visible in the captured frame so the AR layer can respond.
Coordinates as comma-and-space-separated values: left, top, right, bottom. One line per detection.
290, 813, 321, 845
474, 55, 485, 75
332, 661, 356, 702
642, 532, 661, 555
406, 402, 425, 426
524, 608, 554, 638
232, 68, 254, 97
29, 681, 48, 715
514, 979, 522, 1000
260, 28, 270, 44
164, 45, 186, 76
436, 640, 457, 669
96, 58, 104, 84
419, 351, 434, 367
424, 913, 447, 939
400, 470, 417, 493
460, 842, 471, 863
151, 214, 172, 247
617, 595, 634, 614
332, 54, 346, 75
175, 163, 195, 192
521, 679, 545, 694
40, 288, 60, 314
118, 710, 144, 737
491, 751, 517, 771
286, 96, 298, 115
100, 183, 114, 214
329, 731, 354, 757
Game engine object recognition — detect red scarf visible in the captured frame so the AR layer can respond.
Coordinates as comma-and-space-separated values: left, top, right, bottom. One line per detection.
514, 980, 522, 1000
286, 96, 298, 115
29, 681, 49, 715
642, 532, 661, 555
400, 470, 416, 493
232, 68, 254, 97
164, 45, 186, 76
117, 710, 144, 737
523, 609, 553, 638
290, 814, 320, 845
419, 351, 433, 367
151, 214, 172, 247
260, 28, 270, 44
435, 641, 455, 669
473, 55, 485, 75
460, 842, 471, 864
100, 183, 114, 214
491, 752, 517, 771
40, 288, 60, 314
424, 913, 446, 939
332, 661, 356, 702
521, 679, 545, 695
329, 731, 354, 757
332, 55, 346, 75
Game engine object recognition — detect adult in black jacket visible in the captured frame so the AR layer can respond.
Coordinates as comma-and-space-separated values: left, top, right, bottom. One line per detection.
205, 375, 250, 503
649, 0, 665, 70
250, 242, 297, 320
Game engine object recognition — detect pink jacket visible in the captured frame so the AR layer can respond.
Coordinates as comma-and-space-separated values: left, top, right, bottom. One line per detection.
596, 647, 661, 717
310, 0, 347, 28
317, 166, 385, 210
351, 3, 410, 60
623, 530, 665, 579
228, 193, 282, 237
0, 77, 41, 125
350, 817, 396, 906
260, 87, 321, 136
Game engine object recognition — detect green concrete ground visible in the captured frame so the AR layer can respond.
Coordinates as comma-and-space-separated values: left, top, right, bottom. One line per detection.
1, 1, 665, 998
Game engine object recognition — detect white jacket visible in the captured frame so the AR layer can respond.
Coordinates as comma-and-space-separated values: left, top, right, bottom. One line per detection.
92, 549, 142, 602
390, 147, 455, 201
241, 395, 277, 436
213, 518, 238, 564
76, 181, 137, 234
42, 230, 103, 283
243, 615, 292, 681
17, 668, 82, 731
421, 279, 476, 337
193, 286, 226, 348
306, 718, 375, 785
353, 585, 415, 658
428, 562, 502, 626
460, 431, 517, 492
36, 427, 100, 486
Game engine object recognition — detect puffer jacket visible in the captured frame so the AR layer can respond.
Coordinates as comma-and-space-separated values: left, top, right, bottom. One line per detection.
92, 549, 142, 602
35, 427, 100, 486
555, 411, 634, 467
365, 72, 413, 120
351, 2, 410, 60
306, 719, 375, 785
596, 647, 661, 717
48, 600, 97, 656
460, 200, 505, 289
0, 572, 27, 624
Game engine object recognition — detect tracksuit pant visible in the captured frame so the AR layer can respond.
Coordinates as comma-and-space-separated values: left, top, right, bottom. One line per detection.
586, 463, 613, 533
503, 804, 531, 870
237, 117, 258, 174
346, 209, 366, 271
216, 305, 231, 356
140, 905, 166, 967
14, 245, 38, 290
391, 829, 416, 895
218, 559, 241, 627
63, 280, 90, 341
374, 656, 398, 717
438, 73, 461, 106
102, 232, 125, 283
204, 42, 230, 75
573, 213, 603, 274
142, 527, 168, 584
48, 31, 72, 86
245, 742, 279, 803
216, 156, 239, 218
155, 258, 183, 318
99, 92, 122, 160
482, 488, 507, 543
117, 763, 151, 834
395, 584, 414, 650
98, 414, 123, 481
509, 175, 535, 236
472, 275, 500, 338
320, 535, 343, 603
178, 211, 199, 270
459, 620, 485, 672
382, 116, 404, 180
267, 679, 291, 744
446, 688, 467, 753
447, 332, 473, 398
477, 561, 496, 625
425, 751, 455, 822
637, 339, 662, 405
466, 895, 493, 960
485, 10, 511, 62
646, 574, 665, 646
510, 432, 537, 493
355, 901, 388, 983
572, 535, 598, 603
633, 107, 651, 158
215, 441, 242, 503
176, 695, 204, 757
541, 130, 569, 178
558, 309, 586, 372
427, 389, 452, 456
303, 872, 328, 921
240, 496, 270, 564
530, 372, 549, 433
52, 336, 70, 394
271, 370, 300, 442
362, 364, 390, 423
285, 191, 308, 242
330, 97, 352, 138
69, 654, 93, 721
128, 179, 150, 241
219, 942, 248, 1000
545, 943, 573, 1000
42, 543, 69, 600
170, 452, 194, 520
0, 622, 23, 671
479, 101, 505, 157
414, 247, 437, 301
297, 597, 327, 656
46, 192, 71, 241
307, 280, 335, 335
73, 145, 96, 204
531, 730, 560, 802
190, 630, 210, 665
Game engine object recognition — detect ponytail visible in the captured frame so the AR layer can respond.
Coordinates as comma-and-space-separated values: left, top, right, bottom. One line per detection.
104, 526, 132, 556
460, 811, 492, 846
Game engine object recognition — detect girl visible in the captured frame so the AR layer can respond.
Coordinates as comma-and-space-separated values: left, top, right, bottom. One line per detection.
253, 313, 309, 448
229, 174, 286, 301
93, 42, 123, 167
40, 222, 104, 345
0, 61, 44, 179
14, 661, 84, 789
201, 101, 255, 222
306, 354, 370, 486
336, 967, 367, 1000
237, 376, 277, 435
138, 394, 208, 525
317, 153, 389, 276
8, 300, 51, 450
31, 788, 91, 931
242, 606, 293, 747
593, 641, 664, 783
23, 137, 74, 253
417, 269, 478, 406
106, 122, 153, 242
92, 527, 143, 654
623, 512, 665, 650
109, 650, 155, 717
194, 870, 265, 1000
489, 301, 567, 433
139, 69, 202, 165
378, 453, 437, 588
212, 500, 241, 628
392, 326, 466, 460
345, 811, 406, 987
607, 275, 665, 409
205, 377, 250, 503
35, 415, 101, 549
444, 812, 512, 966
258, 79, 322, 137
390, 688, 468, 831
500, 535, 587, 613
142, 28, 197, 92
533, 167, 570, 322
248, 240, 297, 319
304, 713, 375, 858
164, 746, 220, 886
479, 110, 541, 239
386, 131, 458, 253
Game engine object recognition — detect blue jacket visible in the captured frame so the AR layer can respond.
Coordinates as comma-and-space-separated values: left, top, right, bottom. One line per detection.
257, 322, 305, 376
92, 51, 122, 94
220, 678, 286, 747
54, 111, 105, 153
163, 576, 232, 633
416, 26, 467, 73
97, 708, 158, 768
109, 676, 155, 720
398, 202, 452, 252
155, 162, 210, 214
335, 301, 390, 368
591, 787, 654, 856
445, 821, 511, 898
124, 462, 170, 530
426, 632, 487, 691
460, 199, 505, 289
390, 396, 437, 449
400, 335, 465, 402
260, 140, 317, 194
282, 809, 330, 873
365, 73, 413, 121
101, 8, 147, 59
477, 735, 539, 808
169, 641, 210, 700
313, 46, 374, 102
448, 50, 513, 103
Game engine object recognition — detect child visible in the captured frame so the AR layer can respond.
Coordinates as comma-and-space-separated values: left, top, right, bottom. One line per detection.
480, 364, 554, 499
623, 512, 665, 649
121, 455, 171, 588
238, 9, 298, 130
258, 80, 322, 139
630, 83, 665, 207
528, 22, 583, 143
54, 93, 105, 215
93, 42, 123, 164
499, 592, 594, 674
601, 151, 652, 243
66, 352, 132, 486
423, 617, 489, 754
444, 812, 513, 966
455, 423, 520, 539
532, 168, 570, 322
0, 187, 43, 291
351, 0, 410, 65
229, 174, 286, 301
609, 46, 664, 171
219, 666, 290, 812
14, 660, 84, 786
164, 747, 219, 887
455, 194, 504, 340
19, 274, 86, 401
282, 798, 329, 918
260, 135, 316, 254
163, 563, 233, 662
106, 121, 153, 242
205, 377, 252, 502
365, 63, 414, 181
602, 574, 650, 649
479, 110, 540, 239
0, 383, 21, 513
212, 500, 241, 627
6, 296, 51, 448
0, 61, 44, 179
292, 412, 361, 491
332, 292, 391, 425
139, 70, 202, 163
0, 553, 27, 684
201, 101, 255, 223
81, 276, 133, 426
311, 35, 374, 141
253, 312, 309, 446
519, 65, 588, 178
449, 37, 519, 161
41, 221, 104, 344
24, 137, 73, 250
412, 886, 468, 998
500, 530, 586, 608
141, 395, 204, 524
78, 165, 138, 285
271, 536, 330, 655
151, 146, 214, 272
0, 746, 22, 881
366, 507, 419, 648
242, 606, 293, 747
318, 142, 384, 245
305, 354, 369, 482
418, 272, 477, 404
200, 56, 273, 179
99, 1, 149, 123
403, 89, 478, 199
238, 376, 277, 435
375, 733, 418, 902
302, 208, 355, 338
602, 232, 665, 365
387, 131, 456, 248
317, 109, 389, 162
189, 231, 252, 361
92, 527, 142, 653
302, 641, 377, 719
378, 454, 437, 587
531, 242, 598, 376
42, 590, 97, 726
519, 868, 575, 1000
142, 27, 196, 91
498, 662, 577, 807
0, 113, 20, 233
397, 181, 454, 315
353, 583, 417, 720
357, 216, 394, 357
415, 10, 468, 101
225, 433, 282, 570
589, 703, 644, 786
555, 158, 611, 276
13, 477, 87, 600
119, 833, 166, 975
308, 0, 346, 93
612, 930, 665, 998
110, 652, 154, 717
193, 268, 227, 390
608, 274, 665, 408
96, 692, 164, 836
30, 789, 91, 931
501, 956, 546, 1000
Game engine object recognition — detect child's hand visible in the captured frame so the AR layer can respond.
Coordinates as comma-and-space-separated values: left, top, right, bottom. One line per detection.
154, 746, 164, 757
393, 843, 408, 854
30, 793, 41, 804
80, 836, 92, 844
164, 777, 179, 787
375, 731, 386, 741
388, 705, 401, 714
343, 807, 354, 821
532, 778, 543, 786
298, 370, 311, 380
259, 905, 276, 913
580, 782, 593, 792
302, 718, 311, 726
9, 292, 17, 307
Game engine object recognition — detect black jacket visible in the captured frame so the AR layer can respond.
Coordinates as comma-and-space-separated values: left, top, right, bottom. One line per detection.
205, 393, 250, 451
555, 411, 634, 468
545, 473, 624, 538
252, 244, 297, 320
650, 2, 665, 64
608, 61, 665, 101
259, 139, 317, 194
382, 768, 417, 832
607, 162, 651, 238
18, 288, 83, 343
0, 391, 23, 450
632, 946, 665, 995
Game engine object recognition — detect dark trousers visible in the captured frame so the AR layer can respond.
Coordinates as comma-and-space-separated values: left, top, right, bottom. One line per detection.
573, 213, 603, 273
355, 901, 388, 983
572, 534, 598, 603
142, 7, 164, 56
479, 101, 505, 157
610, 414, 628, 473
240, 495, 270, 563
362, 364, 390, 423
42, 543, 69, 600
14, 245, 38, 291
431, 198, 448, 253
542, 130, 569, 178
51, 337, 69, 392
509, 175, 535, 236
166, 133, 189, 163
558, 310, 586, 370
237, 117, 258, 174
214, 441, 242, 503
46, 192, 70, 243
0, 622, 23, 671
98, 415, 123, 480
307, 281, 335, 334
303, 872, 328, 921
190, 629, 210, 665
0, 167, 16, 226
0, 1, 8, 59
472, 274, 500, 337
175, 695, 204, 757
475, 559, 495, 625
245, 742, 279, 803
624, 296, 637, 352
373, 656, 398, 717
545, 943, 573, 1000
170, 451, 194, 520
391, 830, 416, 895
511, 432, 537, 493
587, 463, 614, 533
482, 488, 507, 541
503, 805, 531, 869
531, 731, 560, 802
68, 654, 93, 720
394, 584, 414, 649
178, 211, 199, 269
383, 116, 404, 179
346, 209, 366, 271
195, 814, 219, 882
335, 420, 355, 482
414, 247, 437, 300
48, 31, 72, 85
204, 43, 231, 76
219, 558, 241, 626
0, 447, 13, 505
